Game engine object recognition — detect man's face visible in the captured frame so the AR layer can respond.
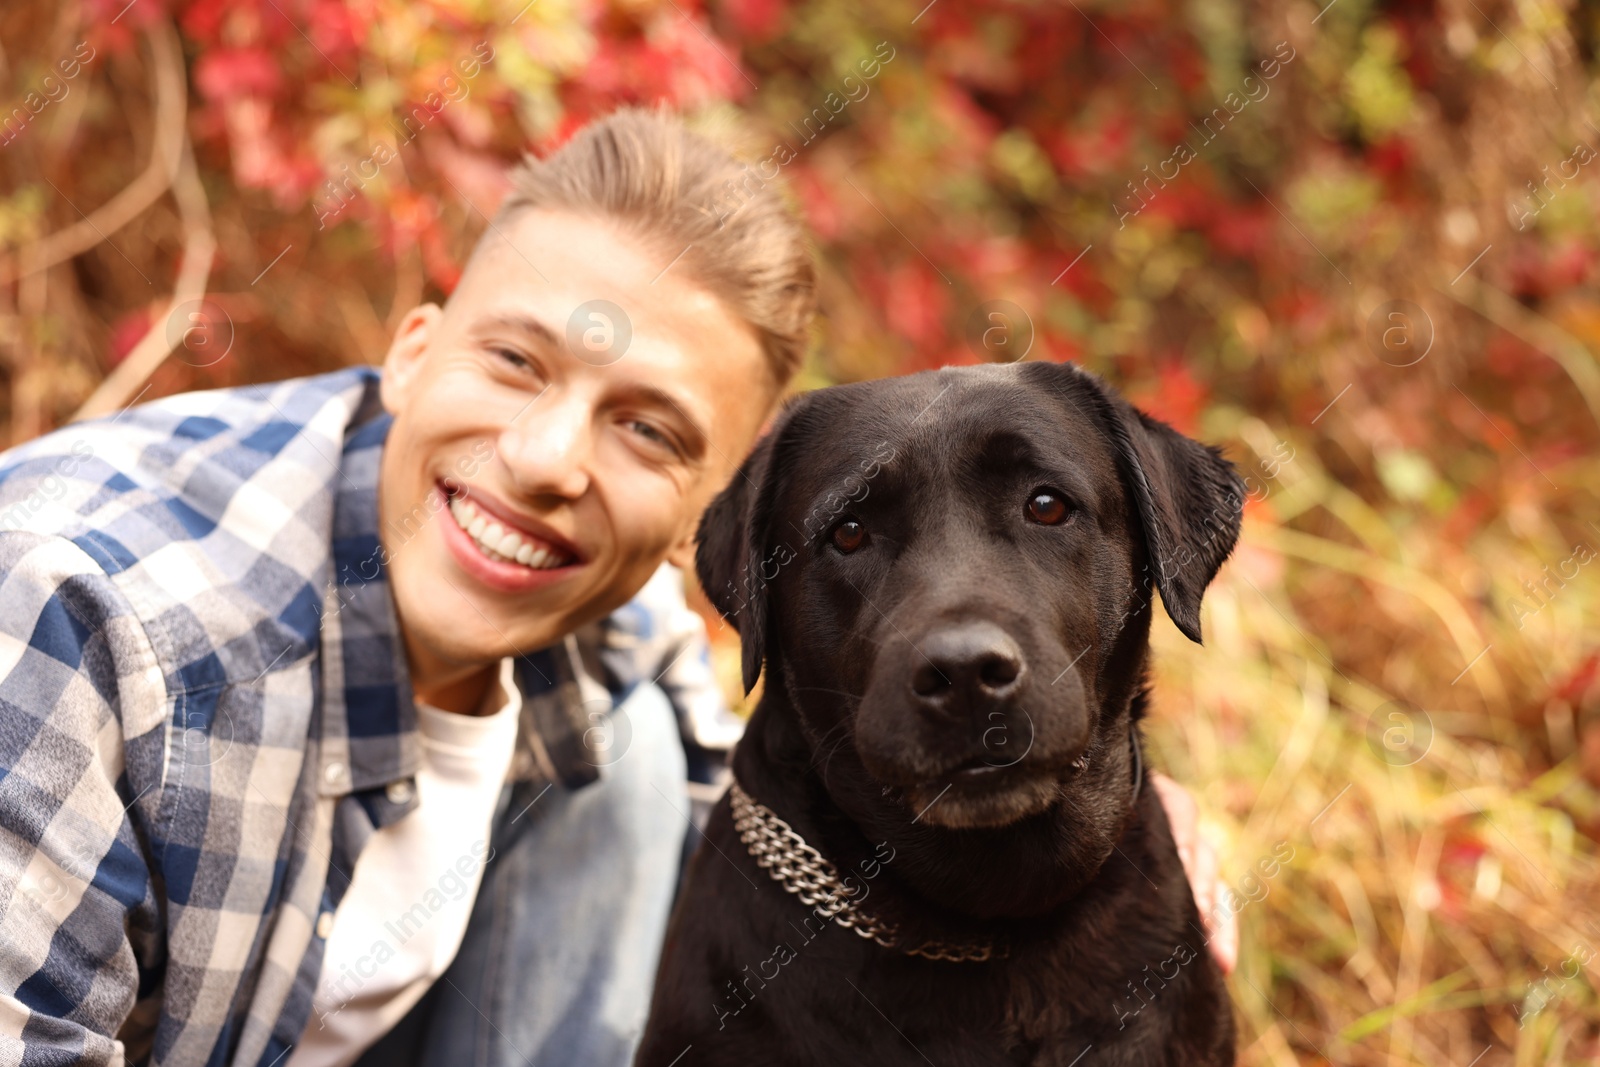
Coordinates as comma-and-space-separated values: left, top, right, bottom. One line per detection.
378, 209, 774, 686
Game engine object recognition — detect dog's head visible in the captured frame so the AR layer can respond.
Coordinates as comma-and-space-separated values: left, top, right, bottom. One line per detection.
699, 362, 1242, 839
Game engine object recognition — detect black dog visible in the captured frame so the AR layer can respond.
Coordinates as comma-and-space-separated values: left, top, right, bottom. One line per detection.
637, 362, 1242, 1066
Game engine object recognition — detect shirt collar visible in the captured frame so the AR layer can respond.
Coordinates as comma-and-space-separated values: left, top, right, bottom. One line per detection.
316, 405, 421, 796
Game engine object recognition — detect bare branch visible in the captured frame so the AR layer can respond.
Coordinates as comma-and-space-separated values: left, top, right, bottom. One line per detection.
0, 18, 187, 287
70, 20, 215, 423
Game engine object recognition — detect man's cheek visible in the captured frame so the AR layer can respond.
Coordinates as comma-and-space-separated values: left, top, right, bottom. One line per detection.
606, 473, 691, 572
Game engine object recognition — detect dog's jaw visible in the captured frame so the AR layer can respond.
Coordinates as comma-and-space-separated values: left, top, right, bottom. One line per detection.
904, 767, 1064, 829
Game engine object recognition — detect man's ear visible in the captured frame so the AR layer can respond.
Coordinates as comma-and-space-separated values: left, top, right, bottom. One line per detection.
665, 535, 697, 574
1032, 362, 1245, 643
379, 304, 444, 413
695, 402, 803, 694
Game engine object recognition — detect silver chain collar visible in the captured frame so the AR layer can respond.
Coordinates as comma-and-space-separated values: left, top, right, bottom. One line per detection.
727, 726, 1144, 965
729, 780, 1000, 962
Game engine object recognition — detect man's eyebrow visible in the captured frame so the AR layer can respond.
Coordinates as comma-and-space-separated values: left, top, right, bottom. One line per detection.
472, 311, 561, 348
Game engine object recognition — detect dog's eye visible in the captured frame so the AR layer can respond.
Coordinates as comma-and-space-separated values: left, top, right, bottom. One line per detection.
1025, 490, 1071, 526
830, 520, 868, 553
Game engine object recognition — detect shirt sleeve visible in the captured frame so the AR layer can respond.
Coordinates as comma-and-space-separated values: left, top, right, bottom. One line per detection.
0, 532, 168, 1066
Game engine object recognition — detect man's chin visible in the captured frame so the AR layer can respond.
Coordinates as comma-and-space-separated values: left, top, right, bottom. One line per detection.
390, 567, 564, 671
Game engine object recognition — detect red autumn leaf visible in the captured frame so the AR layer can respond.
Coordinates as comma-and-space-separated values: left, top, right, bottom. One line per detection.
720, 0, 786, 42
107, 307, 154, 366
195, 47, 283, 101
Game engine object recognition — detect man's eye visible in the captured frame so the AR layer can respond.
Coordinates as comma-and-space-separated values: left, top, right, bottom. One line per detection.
490, 346, 532, 371
626, 419, 676, 451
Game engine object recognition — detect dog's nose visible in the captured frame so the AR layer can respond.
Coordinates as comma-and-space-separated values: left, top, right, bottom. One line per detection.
910, 623, 1025, 713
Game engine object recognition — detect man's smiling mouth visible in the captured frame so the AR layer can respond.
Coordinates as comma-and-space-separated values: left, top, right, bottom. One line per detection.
442, 482, 578, 570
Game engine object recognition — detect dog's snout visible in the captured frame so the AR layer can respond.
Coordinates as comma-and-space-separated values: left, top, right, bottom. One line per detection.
911, 623, 1025, 711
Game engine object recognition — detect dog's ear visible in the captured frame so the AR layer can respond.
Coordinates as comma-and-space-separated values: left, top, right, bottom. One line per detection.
696, 404, 803, 693
1032, 362, 1245, 643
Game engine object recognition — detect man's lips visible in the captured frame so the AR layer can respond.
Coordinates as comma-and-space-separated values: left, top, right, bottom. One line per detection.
439, 480, 583, 569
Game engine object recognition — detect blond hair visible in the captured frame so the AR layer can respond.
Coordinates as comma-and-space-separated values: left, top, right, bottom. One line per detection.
483, 107, 816, 385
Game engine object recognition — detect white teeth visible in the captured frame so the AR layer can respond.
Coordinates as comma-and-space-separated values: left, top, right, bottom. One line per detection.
446, 491, 569, 571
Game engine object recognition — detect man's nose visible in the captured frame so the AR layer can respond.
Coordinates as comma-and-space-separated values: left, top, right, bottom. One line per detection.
496, 395, 593, 500
909, 622, 1025, 718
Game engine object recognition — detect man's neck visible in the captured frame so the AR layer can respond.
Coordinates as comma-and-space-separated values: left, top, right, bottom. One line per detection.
415, 666, 499, 715
404, 633, 501, 715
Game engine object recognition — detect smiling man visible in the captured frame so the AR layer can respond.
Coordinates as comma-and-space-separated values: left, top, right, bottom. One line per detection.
375, 201, 777, 717
0, 109, 808, 1067
0, 108, 1228, 1067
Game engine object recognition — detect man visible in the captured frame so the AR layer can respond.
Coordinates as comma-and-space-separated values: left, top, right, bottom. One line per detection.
0, 108, 1229, 1067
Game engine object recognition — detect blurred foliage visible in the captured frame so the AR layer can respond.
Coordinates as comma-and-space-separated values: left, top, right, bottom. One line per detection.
3, 0, 1600, 1061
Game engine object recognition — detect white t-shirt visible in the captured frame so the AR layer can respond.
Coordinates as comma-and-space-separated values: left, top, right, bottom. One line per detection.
287, 658, 521, 1067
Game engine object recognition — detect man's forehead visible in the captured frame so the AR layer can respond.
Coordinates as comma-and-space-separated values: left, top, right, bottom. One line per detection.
483, 209, 666, 281
449, 213, 631, 313
452, 213, 746, 337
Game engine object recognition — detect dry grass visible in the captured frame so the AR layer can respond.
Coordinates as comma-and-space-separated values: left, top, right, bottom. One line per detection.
1152, 430, 1600, 1066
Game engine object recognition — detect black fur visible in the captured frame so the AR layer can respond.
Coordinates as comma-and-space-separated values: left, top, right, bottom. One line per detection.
637, 363, 1244, 1066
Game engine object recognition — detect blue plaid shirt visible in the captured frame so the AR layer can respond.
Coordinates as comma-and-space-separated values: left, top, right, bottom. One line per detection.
0, 368, 732, 1066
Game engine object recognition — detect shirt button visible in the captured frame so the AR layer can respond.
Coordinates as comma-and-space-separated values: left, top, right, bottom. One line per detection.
385, 779, 414, 804
323, 761, 347, 786
315, 911, 335, 940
